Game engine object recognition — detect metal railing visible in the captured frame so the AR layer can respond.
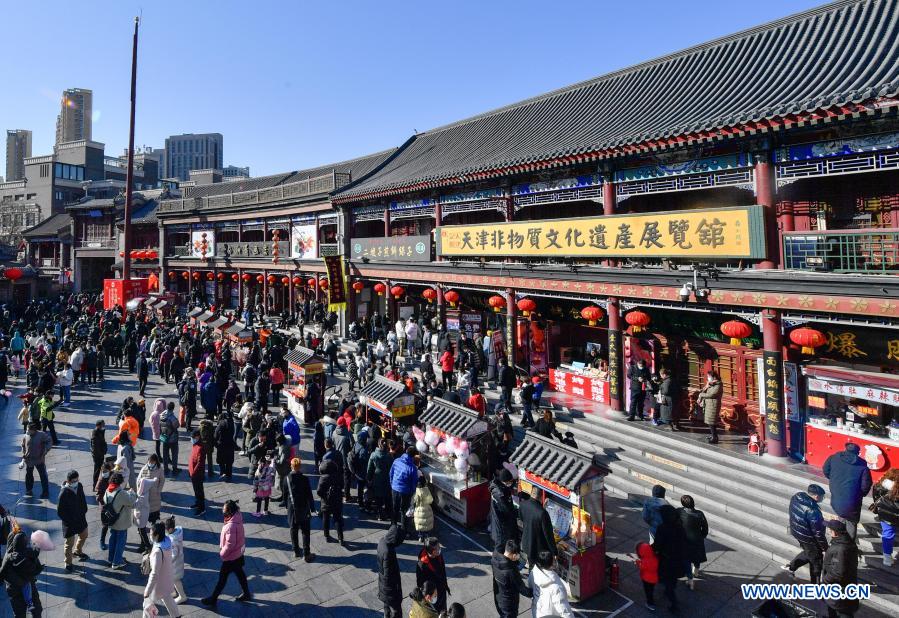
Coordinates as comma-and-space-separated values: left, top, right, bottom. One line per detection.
319, 243, 338, 257
783, 228, 899, 274
78, 239, 117, 249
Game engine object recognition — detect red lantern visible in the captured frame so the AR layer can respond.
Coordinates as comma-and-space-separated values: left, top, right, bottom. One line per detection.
517, 298, 537, 317
390, 285, 405, 299
444, 290, 460, 307
206, 272, 214, 281
625, 310, 650, 333
119, 251, 125, 258
137, 250, 148, 260
148, 250, 158, 260
4, 267, 23, 281
256, 275, 264, 284
373, 282, 386, 296
422, 288, 437, 303
307, 277, 317, 288
789, 327, 827, 355
167, 271, 176, 279
241, 273, 251, 282
181, 271, 189, 280
130, 250, 138, 259
488, 295, 507, 313
271, 229, 281, 264
352, 280, 365, 292
192, 272, 201, 281
580, 305, 604, 326
292, 276, 302, 286
281, 276, 290, 285
319, 279, 329, 291
267, 274, 277, 284
720, 320, 753, 346
232, 273, 239, 282
216, 272, 225, 281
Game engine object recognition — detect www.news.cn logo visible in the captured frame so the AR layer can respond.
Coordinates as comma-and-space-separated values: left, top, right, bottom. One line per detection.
741, 583, 871, 601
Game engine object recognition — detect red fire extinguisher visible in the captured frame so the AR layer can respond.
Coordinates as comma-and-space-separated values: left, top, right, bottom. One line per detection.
748, 431, 764, 456
609, 558, 620, 590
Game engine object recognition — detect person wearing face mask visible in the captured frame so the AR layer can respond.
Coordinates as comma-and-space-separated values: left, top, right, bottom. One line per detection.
139, 454, 166, 527
697, 371, 723, 444
188, 430, 206, 516
95, 460, 114, 551
821, 519, 860, 618
201, 500, 252, 607
626, 359, 651, 422
409, 579, 440, 618
488, 469, 519, 553
21, 421, 52, 499
90, 419, 108, 487
416, 538, 450, 613
57, 469, 89, 572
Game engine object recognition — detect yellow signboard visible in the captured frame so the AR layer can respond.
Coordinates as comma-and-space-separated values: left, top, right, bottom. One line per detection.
436, 205, 766, 259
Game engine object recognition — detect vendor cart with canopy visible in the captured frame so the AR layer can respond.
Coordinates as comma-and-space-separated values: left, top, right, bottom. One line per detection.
359, 375, 415, 432
511, 433, 610, 602
417, 397, 491, 526
285, 346, 327, 424
225, 321, 253, 344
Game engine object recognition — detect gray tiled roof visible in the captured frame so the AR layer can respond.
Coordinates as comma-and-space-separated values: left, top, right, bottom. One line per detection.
23, 213, 71, 238
336, 0, 899, 201
360, 374, 408, 406
186, 307, 204, 318
419, 398, 484, 438
225, 321, 247, 335
286, 346, 324, 366
510, 433, 600, 491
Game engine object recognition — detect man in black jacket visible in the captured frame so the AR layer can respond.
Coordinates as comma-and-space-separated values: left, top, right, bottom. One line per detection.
57, 469, 89, 571
286, 458, 315, 561
519, 489, 557, 567
90, 420, 107, 486
498, 359, 516, 409
782, 484, 828, 583
492, 539, 532, 618
627, 359, 651, 421
822, 519, 860, 617
135, 351, 149, 397
488, 470, 518, 553
377, 524, 406, 618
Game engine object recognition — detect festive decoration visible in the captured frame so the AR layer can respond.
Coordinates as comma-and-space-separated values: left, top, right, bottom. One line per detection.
216, 272, 225, 281
422, 288, 437, 303
271, 229, 281, 264
373, 282, 386, 296
181, 271, 189, 280
352, 280, 365, 292
789, 327, 827, 355
319, 278, 329, 291
292, 276, 303, 286
488, 295, 507, 313
517, 298, 537, 317
390, 285, 405, 299
720, 320, 753, 346
416, 440, 429, 454
444, 290, 459, 307
3, 267, 23, 281
147, 250, 158, 260
168, 271, 176, 279
580, 305, 604, 326
625, 310, 650, 333
192, 272, 201, 281
267, 274, 277, 284
206, 272, 214, 281
242, 273, 251, 282
307, 277, 317, 288
232, 273, 239, 282
256, 275, 264, 284
119, 251, 125, 258
424, 430, 439, 446
199, 232, 209, 261
281, 276, 290, 285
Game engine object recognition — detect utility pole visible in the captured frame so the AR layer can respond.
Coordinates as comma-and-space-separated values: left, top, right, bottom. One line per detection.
122, 16, 140, 281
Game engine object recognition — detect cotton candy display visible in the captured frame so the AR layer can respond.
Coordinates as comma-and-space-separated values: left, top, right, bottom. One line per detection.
412, 426, 426, 442
416, 440, 429, 454
30, 529, 55, 551
454, 458, 469, 474
424, 430, 439, 446
436, 442, 448, 457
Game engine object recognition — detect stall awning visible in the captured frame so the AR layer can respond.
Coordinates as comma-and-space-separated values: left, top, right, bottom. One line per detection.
144, 298, 159, 308
510, 433, 607, 492
225, 321, 247, 335
286, 346, 324, 366
196, 311, 214, 323
360, 375, 408, 408
420, 398, 486, 438
187, 307, 203, 318
155, 299, 169, 308
208, 316, 229, 329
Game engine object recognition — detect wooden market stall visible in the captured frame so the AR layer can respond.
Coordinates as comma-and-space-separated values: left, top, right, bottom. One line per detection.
359, 375, 415, 432
225, 321, 253, 344
285, 346, 327, 424
511, 433, 610, 602
417, 398, 491, 526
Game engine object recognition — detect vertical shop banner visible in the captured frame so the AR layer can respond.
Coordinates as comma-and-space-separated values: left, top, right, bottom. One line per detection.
607, 329, 622, 404
783, 362, 800, 422
323, 255, 347, 311
763, 351, 784, 439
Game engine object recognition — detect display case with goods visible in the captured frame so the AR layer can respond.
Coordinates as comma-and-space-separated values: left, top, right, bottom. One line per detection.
285, 346, 327, 423
359, 375, 416, 432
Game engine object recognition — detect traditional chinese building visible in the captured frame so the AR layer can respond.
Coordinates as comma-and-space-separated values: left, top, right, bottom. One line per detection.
328, 0, 899, 464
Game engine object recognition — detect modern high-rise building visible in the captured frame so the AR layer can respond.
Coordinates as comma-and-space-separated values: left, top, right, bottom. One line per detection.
164, 133, 223, 180
222, 164, 250, 180
55, 88, 93, 146
5, 129, 32, 181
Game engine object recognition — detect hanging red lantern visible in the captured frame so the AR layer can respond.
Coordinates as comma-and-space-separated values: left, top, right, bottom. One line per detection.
232, 273, 239, 282
517, 298, 537, 317
307, 277, 317, 288
444, 290, 460, 307
390, 285, 405, 299
292, 276, 303, 286
119, 251, 125, 258
625, 310, 651, 333
138, 250, 149, 260
720, 320, 753, 346
191, 272, 200, 280
319, 278, 329, 290
281, 276, 290, 285
790, 327, 827, 355
206, 272, 214, 281
216, 272, 225, 281
422, 288, 437, 303
267, 274, 277, 284
148, 250, 158, 260
352, 280, 365, 293
4, 267, 23, 281
580, 305, 604, 326
271, 229, 281, 264
242, 273, 251, 282
181, 271, 190, 280
488, 295, 507, 313
373, 282, 386, 296
256, 275, 264, 284
130, 250, 138, 259
167, 271, 176, 279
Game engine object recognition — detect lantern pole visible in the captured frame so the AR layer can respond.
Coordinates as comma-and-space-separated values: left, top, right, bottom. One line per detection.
122, 16, 140, 282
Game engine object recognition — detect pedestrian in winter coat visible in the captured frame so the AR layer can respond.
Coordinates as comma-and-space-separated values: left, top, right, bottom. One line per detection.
159, 403, 180, 476
200, 380, 219, 420
416, 537, 450, 613
676, 495, 708, 589
655, 368, 678, 430
318, 459, 345, 543
199, 419, 216, 478
138, 455, 166, 522
57, 469, 89, 570
367, 440, 392, 519
105, 472, 136, 568
492, 540, 532, 618
333, 417, 355, 500
409, 580, 440, 618
22, 423, 52, 498
872, 468, 899, 566
413, 476, 434, 542
528, 551, 574, 618
214, 412, 237, 480
696, 371, 723, 443
389, 447, 419, 531
90, 419, 108, 487
133, 475, 157, 553
144, 522, 181, 617
784, 484, 828, 583
286, 458, 315, 561
0, 529, 44, 617
651, 505, 687, 613
150, 399, 165, 460
252, 457, 276, 516
642, 485, 669, 542
489, 470, 519, 553
823, 442, 873, 539
377, 524, 406, 618
188, 431, 206, 515
821, 519, 860, 617
519, 489, 557, 566
117, 435, 137, 490
164, 516, 188, 603
201, 500, 252, 607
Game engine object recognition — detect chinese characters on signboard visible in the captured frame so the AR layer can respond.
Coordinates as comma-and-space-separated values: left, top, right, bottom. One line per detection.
783, 362, 800, 422
607, 329, 621, 403
323, 255, 347, 310
350, 235, 431, 262
763, 351, 784, 439
807, 378, 899, 406
436, 206, 766, 259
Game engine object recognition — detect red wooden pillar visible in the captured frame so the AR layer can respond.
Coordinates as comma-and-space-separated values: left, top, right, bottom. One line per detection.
436, 285, 446, 327
755, 153, 778, 269
606, 297, 622, 411
603, 178, 616, 267
761, 309, 786, 458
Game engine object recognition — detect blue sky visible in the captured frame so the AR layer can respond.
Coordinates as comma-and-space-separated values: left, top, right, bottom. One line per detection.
1, 0, 824, 177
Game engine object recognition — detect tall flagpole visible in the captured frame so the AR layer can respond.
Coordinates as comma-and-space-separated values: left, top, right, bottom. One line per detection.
122, 16, 140, 282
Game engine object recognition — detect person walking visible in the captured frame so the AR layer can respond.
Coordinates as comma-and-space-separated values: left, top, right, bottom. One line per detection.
164, 516, 188, 604
652, 505, 687, 614
654, 368, 679, 431
377, 524, 406, 618
149, 399, 165, 460
55, 363, 73, 406
822, 519, 860, 618
367, 439, 393, 520
22, 422, 52, 499
57, 470, 89, 572
333, 416, 355, 502
104, 472, 136, 569
318, 459, 345, 545
133, 475, 157, 554
143, 522, 181, 617
409, 580, 440, 618
214, 411, 237, 480
489, 469, 519, 553
159, 402, 180, 476
95, 461, 113, 551
782, 484, 828, 583
139, 455, 165, 525
136, 351, 150, 397
413, 476, 435, 544
390, 446, 419, 532
491, 539, 532, 618
697, 371, 723, 444
416, 537, 450, 613
37, 391, 62, 446
634, 540, 660, 612
188, 430, 206, 516
498, 359, 516, 409
823, 442, 873, 540
519, 488, 557, 567
90, 419, 108, 487
201, 500, 252, 607
0, 526, 44, 618
199, 419, 216, 479
676, 495, 708, 590
642, 484, 669, 543
872, 467, 899, 566
528, 551, 574, 618
252, 456, 276, 517
286, 458, 315, 562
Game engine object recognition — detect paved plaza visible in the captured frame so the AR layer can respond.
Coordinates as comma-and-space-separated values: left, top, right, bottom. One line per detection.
0, 365, 889, 617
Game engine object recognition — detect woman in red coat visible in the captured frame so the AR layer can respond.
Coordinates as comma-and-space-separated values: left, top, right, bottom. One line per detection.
439, 345, 455, 391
